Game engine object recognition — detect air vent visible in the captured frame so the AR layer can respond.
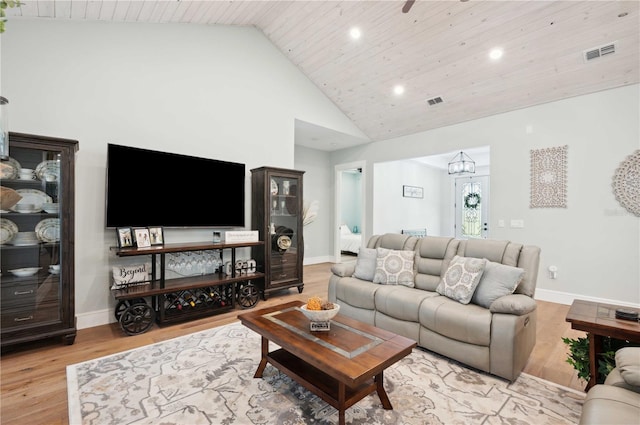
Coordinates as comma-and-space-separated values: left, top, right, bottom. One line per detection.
427, 96, 443, 106
583, 42, 617, 62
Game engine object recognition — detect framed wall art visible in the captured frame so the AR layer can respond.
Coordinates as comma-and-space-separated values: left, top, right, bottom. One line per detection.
403, 185, 424, 199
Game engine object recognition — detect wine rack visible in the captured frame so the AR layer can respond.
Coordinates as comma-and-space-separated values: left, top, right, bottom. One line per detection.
161, 284, 235, 322
111, 241, 264, 334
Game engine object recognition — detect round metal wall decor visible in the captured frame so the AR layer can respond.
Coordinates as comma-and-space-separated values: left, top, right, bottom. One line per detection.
612, 150, 640, 217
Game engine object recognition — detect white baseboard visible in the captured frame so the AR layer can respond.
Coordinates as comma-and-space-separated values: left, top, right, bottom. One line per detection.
77, 308, 116, 330
535, 288, 640, 308
303, 255, 334, 265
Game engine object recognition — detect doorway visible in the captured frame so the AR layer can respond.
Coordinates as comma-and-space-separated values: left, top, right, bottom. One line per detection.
454, 175, 490, 239
334, 161, 366, 263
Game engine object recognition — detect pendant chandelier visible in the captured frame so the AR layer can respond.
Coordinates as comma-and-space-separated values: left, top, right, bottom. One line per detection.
448, 151, 476, 174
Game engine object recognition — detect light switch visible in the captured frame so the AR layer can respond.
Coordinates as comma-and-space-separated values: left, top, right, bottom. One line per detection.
510, 219, 524, 228
498, 219, 505, 228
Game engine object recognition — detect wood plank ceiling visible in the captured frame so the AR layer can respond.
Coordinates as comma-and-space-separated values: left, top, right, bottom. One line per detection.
6, 1, 640, 147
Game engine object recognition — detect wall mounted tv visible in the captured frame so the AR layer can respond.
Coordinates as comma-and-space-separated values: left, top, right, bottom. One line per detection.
105, 143, 245, 228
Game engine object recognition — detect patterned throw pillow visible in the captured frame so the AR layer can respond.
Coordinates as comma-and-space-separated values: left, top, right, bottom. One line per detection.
436, 256, 487, 304
373, 248, 415, 287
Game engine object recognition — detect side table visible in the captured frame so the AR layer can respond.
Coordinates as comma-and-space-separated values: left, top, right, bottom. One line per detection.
565, 299, 640, 390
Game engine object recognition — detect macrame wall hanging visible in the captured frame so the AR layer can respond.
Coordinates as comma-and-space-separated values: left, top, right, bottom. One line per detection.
530, 145, 568, 208
612, 150, 640, 217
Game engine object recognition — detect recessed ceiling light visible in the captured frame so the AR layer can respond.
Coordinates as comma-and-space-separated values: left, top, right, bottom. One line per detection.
350, 27, 361, 39
393, 85, 405, 95
489, 47, 504, 60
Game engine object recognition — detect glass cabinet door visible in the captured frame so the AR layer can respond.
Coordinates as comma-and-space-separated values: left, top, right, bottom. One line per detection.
1, 132, 77, 347
1, 147, 62, 326
251, 166, 304, 299
268, 175, 299, 255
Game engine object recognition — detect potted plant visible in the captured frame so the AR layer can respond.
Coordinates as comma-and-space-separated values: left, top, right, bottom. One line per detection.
562, 336, 626, 386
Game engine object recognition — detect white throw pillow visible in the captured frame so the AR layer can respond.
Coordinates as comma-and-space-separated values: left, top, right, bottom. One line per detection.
471, 261, 524, 308
353, 248, 377, 281
436, 256, 487, 304
373, 248, 415, 287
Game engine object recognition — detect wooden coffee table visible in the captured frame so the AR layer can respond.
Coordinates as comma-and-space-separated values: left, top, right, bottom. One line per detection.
566, 299, 640, 390
238, 300, 416, 425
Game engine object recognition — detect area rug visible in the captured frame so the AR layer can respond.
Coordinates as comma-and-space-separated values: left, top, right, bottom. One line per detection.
67, 322, 584, 425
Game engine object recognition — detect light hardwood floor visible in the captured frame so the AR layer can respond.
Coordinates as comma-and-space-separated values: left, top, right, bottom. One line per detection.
0, 262, 587, 425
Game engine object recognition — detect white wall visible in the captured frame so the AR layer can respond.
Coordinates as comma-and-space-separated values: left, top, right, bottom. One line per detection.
373, 161, 446, 235
2, 19, 366, 328
332, 85, 640, 306
294, 145, 332, 264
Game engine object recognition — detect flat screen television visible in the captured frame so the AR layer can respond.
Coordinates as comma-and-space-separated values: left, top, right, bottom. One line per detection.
105, 143, 245, 228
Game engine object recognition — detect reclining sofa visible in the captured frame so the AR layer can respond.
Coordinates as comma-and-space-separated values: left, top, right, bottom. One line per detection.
579, 347, 640, 424
328, 233, 541, 381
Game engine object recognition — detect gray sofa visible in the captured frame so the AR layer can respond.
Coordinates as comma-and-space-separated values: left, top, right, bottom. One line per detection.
328, 233, 541, 381
579, 347, 640, 424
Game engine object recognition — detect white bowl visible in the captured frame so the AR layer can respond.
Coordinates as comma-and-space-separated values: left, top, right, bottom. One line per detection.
43, 202, 59, 213
13, 231, 38, 240
8, 267, 41, 277
13, 203, 39, 213
300, 303, 340, 322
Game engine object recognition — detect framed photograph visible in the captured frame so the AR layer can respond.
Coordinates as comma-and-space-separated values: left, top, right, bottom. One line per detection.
116, 227, 133, 248
403, 185, 424, 199
148, 227, 164, 246
134, 228, 151, 248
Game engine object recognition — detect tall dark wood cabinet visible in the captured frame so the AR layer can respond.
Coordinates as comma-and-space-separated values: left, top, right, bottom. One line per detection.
251, 167, 304, 299
1, 132, 78, 348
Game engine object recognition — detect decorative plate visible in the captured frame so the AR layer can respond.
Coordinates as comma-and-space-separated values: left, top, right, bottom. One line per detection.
10, 189, 53, 212
0, 218, 18, 245
35, 218, 60, 243
0, 156, 21, 179
35, 160, 60, 182
612, 150, 640, 217
270, 179, 279, 196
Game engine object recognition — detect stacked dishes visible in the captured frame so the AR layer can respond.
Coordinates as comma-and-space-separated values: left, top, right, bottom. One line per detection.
43, 202, 59, 214
10, 189, 52, 213
10, 231, 39, 246
18, 168, 35, 180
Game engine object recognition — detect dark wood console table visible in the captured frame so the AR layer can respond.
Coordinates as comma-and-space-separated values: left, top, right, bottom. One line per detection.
565, 299, 640, 390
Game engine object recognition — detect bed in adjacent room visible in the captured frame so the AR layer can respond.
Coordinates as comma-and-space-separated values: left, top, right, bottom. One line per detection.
339, 224, 362, 254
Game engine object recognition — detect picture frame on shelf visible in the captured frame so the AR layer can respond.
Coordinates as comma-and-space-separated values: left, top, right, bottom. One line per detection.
133, 228, 151, 248
148, 227, 164, 246
403, 185, 424, 199
116, 227, 133, 248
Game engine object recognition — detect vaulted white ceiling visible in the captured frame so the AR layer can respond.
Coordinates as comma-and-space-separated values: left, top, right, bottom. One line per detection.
6, 1, 640, 151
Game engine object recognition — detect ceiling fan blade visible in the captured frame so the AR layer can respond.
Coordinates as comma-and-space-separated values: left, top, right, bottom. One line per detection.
402, 0, 416, 13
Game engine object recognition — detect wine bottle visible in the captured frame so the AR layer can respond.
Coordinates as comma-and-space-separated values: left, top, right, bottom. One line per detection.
183, 293, 196, 308
165, 293, 182, 310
